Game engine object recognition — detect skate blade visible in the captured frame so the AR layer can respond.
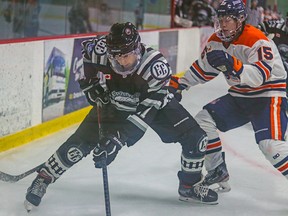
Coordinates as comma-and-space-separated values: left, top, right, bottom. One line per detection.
213, 181, 231, 193
24, 200, 35, 213
179, 196, 218, 205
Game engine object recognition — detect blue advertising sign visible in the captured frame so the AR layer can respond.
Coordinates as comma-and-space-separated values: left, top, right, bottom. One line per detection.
64, 37, 93, 115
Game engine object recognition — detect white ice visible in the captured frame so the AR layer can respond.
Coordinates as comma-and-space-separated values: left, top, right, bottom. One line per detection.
1, 74, 288, 216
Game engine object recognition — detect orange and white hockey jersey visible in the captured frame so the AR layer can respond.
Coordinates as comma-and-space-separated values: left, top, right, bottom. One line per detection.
180, 24, 287, 98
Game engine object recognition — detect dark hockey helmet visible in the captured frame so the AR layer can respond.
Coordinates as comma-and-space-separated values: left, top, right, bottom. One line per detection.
217, 0, 246, 18
106, 22, 142, 77
106, 22, 140, 56
214, 0, 247, 42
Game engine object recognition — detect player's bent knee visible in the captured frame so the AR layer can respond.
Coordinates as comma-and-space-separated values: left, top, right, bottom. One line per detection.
42, 136, 95, 182
57, 138, 94, 166
195, 109, 217, 134
179, 126, 207, 175
180, 126, 208, 158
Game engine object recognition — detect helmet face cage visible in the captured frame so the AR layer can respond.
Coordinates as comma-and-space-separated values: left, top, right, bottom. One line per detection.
106, 22, 142, 76
108, 44, 142, 78
214, 0, 247, 42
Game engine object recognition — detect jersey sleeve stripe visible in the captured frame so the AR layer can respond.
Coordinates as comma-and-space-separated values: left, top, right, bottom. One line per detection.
141, 98, 163, 110
127, 114, 148, 132
99, 54, 107, 65
190, 61, 216, 82
148, 78, 162, 88
254, 61, 272, 80
229, 81, 286, 95
141, 53, 164, 80
256, 61, 271, 78
137, 51, 162, 78
110, 100, 137, 112
260, 60, 272, 71
148, 78, 167, 89
147, 85, 162, 93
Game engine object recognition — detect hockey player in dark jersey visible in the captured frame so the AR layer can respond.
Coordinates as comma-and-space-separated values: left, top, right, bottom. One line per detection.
258, 16, 288, 96
24, 22, 218, 211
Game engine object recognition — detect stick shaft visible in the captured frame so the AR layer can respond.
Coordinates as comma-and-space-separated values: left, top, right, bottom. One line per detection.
96, 102, 112, 216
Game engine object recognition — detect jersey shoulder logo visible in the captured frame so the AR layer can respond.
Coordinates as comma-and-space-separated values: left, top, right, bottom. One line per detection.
150, 60, 170, 80
94, 38, 107, 55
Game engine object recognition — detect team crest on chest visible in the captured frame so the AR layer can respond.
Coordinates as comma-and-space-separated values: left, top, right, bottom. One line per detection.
151, 60, 170, 80
94, 38, 107, 55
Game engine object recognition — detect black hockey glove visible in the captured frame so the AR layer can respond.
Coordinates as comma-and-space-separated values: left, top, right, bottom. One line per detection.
206, 50, 243, 79
79, 78, 110, 106
93, 132, 127, 168
168, 75, 187, 102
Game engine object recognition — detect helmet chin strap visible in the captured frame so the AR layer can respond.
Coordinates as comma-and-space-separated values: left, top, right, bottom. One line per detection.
216, 19, 243, 42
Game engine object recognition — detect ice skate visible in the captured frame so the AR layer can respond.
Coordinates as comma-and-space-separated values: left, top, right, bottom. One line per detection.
24, 169, 52, 212
203, 160, 231, 193
178, 181, 218, 205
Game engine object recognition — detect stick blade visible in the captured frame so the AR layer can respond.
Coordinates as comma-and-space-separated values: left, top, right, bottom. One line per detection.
0, 163, 44, 183
0, 172, 20, 183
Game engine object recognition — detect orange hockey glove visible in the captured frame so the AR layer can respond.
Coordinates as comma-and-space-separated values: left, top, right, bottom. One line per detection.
168, 75, 187, 102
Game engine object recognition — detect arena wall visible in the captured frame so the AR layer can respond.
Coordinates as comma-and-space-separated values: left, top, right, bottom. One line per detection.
0, 27, 213, 152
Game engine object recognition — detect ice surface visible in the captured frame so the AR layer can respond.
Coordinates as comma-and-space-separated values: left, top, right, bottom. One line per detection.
1, 74, 288, 216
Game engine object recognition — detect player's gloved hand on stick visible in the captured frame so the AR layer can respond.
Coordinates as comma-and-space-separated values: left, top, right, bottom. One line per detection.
79, 78, 110, 106
93, 132, 126, 168
168, 75, 187, 102
206, 50, 243, 78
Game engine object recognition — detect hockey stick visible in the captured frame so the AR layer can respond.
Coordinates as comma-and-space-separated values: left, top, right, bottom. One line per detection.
0, 163, 44, 183
96, 101, 112, 216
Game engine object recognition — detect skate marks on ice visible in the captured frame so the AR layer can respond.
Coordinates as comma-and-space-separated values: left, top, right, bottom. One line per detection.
1, 75, 288, 215
1, 125, 288, 215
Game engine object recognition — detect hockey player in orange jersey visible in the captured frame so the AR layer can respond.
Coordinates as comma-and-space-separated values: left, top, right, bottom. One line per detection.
169, 0, 288, 192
